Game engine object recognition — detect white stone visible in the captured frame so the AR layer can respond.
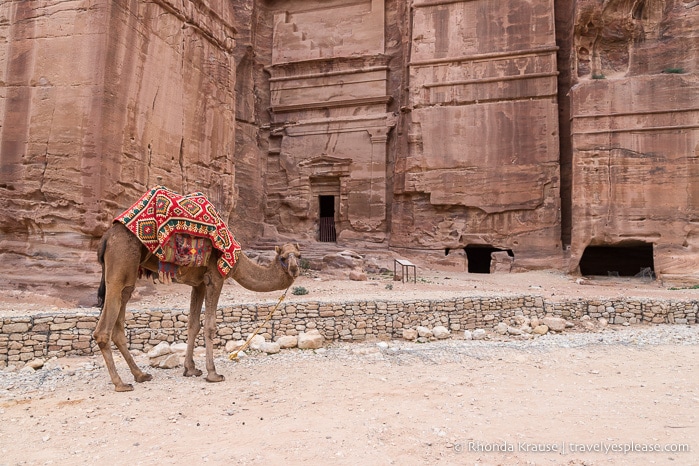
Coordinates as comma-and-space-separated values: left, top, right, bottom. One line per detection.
513, 315, 530, 326
598, 317, 609, 327
170, 342, 188, 353
432, 326, 450, 339
26, 358, 44, 370
416, 326, 433, 338
542, 316, 566, 332
148, 355, 166, 367
147, 341, 171, 358
248, 334, 266, 351
376, 341, 389, 350
402, 328, 418, 340
158, 353, 181, 369
472, 329, 487, 340
277, 335, 298, 349
225, 339, 245, 352
259, 342, 281, 354
495, 322, 509, 334
463, 330, 473, 340
298, 329, 324, 349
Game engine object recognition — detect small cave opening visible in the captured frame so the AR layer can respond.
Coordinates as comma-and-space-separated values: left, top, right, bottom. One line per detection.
464, 245, 514, 274
579, 242, 655, 277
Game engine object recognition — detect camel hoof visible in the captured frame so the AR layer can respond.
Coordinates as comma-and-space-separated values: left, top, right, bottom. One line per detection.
205, 373, 225, 383
115, 383, 134, 392
184, 368, 203, 377
135, 373, 153, 383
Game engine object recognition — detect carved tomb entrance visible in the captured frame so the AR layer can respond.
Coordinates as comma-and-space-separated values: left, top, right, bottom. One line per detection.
579, 242, 655, 277
313, 177, 339, 242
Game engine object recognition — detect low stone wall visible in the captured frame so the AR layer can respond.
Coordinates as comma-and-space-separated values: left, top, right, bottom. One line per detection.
1, 295, 697, 366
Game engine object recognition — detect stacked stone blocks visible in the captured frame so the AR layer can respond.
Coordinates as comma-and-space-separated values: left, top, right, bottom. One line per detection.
1, 296, 696, 366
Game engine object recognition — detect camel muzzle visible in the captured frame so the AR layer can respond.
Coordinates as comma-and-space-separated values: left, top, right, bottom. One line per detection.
282, 253, 300, 278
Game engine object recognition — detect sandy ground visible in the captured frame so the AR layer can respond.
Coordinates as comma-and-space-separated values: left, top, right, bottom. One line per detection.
1, 269, 698, 465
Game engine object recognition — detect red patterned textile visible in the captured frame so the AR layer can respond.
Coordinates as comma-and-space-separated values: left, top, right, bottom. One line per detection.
161, 234, 213, 267
114, 186, 241, 277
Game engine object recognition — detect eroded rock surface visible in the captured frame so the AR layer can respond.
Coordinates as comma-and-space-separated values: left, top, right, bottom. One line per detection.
1, 0, 698, 300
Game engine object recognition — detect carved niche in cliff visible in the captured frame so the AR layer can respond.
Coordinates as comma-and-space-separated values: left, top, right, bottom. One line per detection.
262, 0, 395, 243
394, 0, 563, 270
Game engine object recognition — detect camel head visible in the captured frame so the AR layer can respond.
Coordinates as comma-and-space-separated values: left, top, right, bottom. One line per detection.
276, 243, 302, 279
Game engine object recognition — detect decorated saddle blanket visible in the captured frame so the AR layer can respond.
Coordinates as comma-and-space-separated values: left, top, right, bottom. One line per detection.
114, 186, 241, 277
161, 234, 213, 267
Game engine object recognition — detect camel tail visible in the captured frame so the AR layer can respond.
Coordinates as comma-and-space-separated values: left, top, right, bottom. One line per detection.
96, 235, 107, 309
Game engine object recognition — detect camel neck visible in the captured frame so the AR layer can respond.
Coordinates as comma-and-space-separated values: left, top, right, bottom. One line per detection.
229, 252, 295, 292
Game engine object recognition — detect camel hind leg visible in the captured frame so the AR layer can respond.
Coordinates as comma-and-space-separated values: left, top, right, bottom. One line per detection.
203, 270, 225, 383
94, 223, 151, 391
183, 282, 205, 377
112, 296, 152, 384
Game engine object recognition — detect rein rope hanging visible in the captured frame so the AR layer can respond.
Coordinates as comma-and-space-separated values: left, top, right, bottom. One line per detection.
229, 285, 291, 360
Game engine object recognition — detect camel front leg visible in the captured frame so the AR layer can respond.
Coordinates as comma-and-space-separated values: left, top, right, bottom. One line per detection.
183, 283, 205, 377
94, 287, 134, 392
204, 274, 225, 383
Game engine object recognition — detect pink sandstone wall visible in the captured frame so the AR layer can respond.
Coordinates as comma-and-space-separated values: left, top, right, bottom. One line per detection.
568, 0, 699, 277
394, 0, 563, 270
0, 0, 236, 295
1, 0, 699, 296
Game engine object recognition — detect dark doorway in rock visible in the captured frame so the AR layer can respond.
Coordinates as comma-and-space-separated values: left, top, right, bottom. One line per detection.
319, 195, 336, 242
579, 242, 654, 277
464, 245, 514, 274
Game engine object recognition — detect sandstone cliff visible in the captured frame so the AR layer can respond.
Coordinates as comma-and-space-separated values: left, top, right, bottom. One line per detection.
1, 0, 698, 302
568, 0, 699, 277
0, 0, 236, 301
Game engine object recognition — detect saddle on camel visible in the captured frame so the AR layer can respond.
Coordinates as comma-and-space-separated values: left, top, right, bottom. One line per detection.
95, 186, 301, 392
113, 185, 242, 283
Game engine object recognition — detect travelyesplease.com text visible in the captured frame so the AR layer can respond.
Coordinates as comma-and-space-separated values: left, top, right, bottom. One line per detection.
457, 441, 690, 455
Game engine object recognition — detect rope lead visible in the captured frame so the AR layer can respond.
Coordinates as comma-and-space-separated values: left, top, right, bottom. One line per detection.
229, 286, 290, 360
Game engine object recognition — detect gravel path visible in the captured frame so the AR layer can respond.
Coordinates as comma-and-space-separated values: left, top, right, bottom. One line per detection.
2, 324, 697, 397
1, 324, 698, 465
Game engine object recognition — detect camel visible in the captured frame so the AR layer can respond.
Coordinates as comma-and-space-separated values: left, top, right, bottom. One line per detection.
94, 222, 301, 391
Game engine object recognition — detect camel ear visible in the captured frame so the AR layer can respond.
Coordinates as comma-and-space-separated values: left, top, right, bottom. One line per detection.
295, 243, 300, 252
275, 245, 281, 255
